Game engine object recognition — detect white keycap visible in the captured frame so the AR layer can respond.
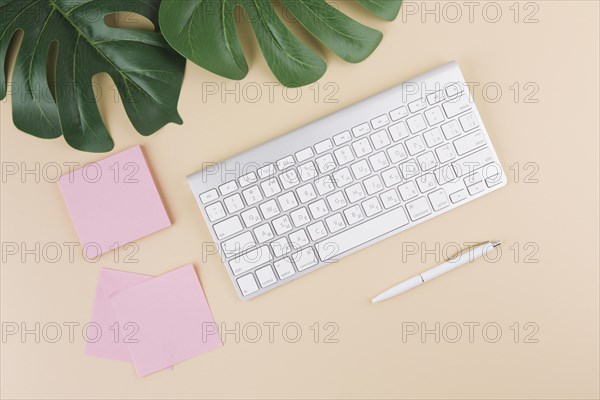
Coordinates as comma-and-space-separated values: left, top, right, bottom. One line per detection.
206, 202, 226, 222
344, 205, 365, 225
450, 189, 468, 203
389, 122, 410, 141
298, 161, 317, 182
428, 188, 450, 211
352, 123, 371, 137
242, 186, 263, 205
370, 130, 391, 150
452, 147, 494, 177
332, 168, 353, 187
371, 114, 390, 129
390, 106, 408, 121
406, 136, 426, 155
271, 237, 292, 257
399, 160, 420, 179
407, 114, 427, 133
364, 175, 384, 195
256, 266, 277, 287
239, 172, 258, 187
362, 197, 383, 217
214, 216, 243, 240
307, 221, 328, 241
327, 191, 348, 211
241, 207, 262, 227
423, 128, 444, 147
296, 183, 317, 203
315, 139, 333, 154
325, 213, 346, 233
274, 258, 295, 279
352, 138, 373, 157
443, 94, 471, 118
260, 199, 280, 219
409, 98, 427, 113
289, 229, 309, 249
368, 152, 390, 171
398, 181, 419, 201
222, 232, 256, 257
345, 183, 366, 203
351, 160, 371, 179
219, 181, 238, 196
424, 106, 445, 125
445, 83, 463, 97
314, 176, 335, 195
464, 170, 484, 186
459, 112, 479, 131
291, 207, 311, 227
434, 164, 456, 185
230, 245, 272, 275
254, 223, 274, 243
257, 164, 276, 179
417, 151, 438, 171
261, 178, 282, 197
435, 143, 456, 164
316, 154, 336, 173
416, 173, 437, 192
441, 119, 462, 140
453, 130, 487, 155
381, 167, 402, 187
293, 247, 318, 271
296, 147, 314, 162
277, 192, 298, 211
224, 194, 244, 213
380, 189, 401, 209
467, 181, 486, 195
406, 197, 432, 221
280, 169, 300, 189
334, 131, 352, 145
277, 155, 295, 170
308, 199, 329, 219
237, 274, 259, 296
427, 90, 445, 105
334, 146, 355, 165
387, 144, 408, 163
200, 189, 218, 204
272, 215, 293, 235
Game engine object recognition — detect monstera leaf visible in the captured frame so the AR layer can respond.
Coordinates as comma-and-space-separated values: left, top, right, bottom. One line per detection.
159, 0, 402, 88
0, 0, 185, 152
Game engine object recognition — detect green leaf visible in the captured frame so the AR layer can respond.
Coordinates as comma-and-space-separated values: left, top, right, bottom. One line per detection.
1, 0, 186, 152
159, 0, 402, 88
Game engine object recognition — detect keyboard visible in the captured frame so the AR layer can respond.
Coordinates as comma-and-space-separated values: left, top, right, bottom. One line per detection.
188, 61, 507, 300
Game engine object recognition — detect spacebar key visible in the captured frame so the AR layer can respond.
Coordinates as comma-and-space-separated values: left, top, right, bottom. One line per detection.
315, 207, 409, 261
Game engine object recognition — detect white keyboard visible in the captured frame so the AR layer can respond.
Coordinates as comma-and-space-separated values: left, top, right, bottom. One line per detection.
188, 61, 507, 300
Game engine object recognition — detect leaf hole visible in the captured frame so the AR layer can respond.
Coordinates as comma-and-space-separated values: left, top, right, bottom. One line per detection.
104, 12, 155, 32
46, 41, 59, 101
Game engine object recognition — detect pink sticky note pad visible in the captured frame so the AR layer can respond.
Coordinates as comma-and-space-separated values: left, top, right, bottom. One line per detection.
85, 268, 152, 362
110, 264, 222, 377
58, 146, 171, 255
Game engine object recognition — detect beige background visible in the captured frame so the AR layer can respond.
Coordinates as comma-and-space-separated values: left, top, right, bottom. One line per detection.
1, 1, 599, 399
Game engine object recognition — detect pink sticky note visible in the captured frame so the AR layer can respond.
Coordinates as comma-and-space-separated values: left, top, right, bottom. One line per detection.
85, 269, 153, 362
58, 146, 171, 256
110, 264, 222, 377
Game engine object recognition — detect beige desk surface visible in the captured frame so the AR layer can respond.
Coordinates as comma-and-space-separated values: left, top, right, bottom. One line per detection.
1, 1, 599, 399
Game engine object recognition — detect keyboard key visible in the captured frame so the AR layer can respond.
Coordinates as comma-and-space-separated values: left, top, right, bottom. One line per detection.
424, 106, 445, 126
399, 160, 420, 180
280, 169, 300, 189
485, 172, 503, 187
406, 136, 426, 155
241, 208, 262, 227
443, 94, 471, 118
327, 191, 348, 211
428, 189, 450, 211
214, 216, 243, 240
219, 181, 238, 196
445, 83, 463, 98
261, 178, 282, 197
257, 164, 276, 179
352, 138, 373, 157
308, 199, 329, 219
332, 167, 353, 187
441, 120, 462, 139
423, 128, 444, 148
296, 147, 314, 162
242, 186, 263, 205
406, 197, 432, 221
467, 181, 487, 195
230, 245, 272, 275
344, 205, 365, 225
390, 106, 408, 121
325, 213, 346, 233
417, 151, 438, 171
387, 144, 408, 163
199, 189, 218, 204
316, 207, 409, 261
314, 176, 335, 195
293, 247, 318, 271
291, 207, 311, 227
398, 181, 419, 201
459, 112, 480, 131
272, 215, 293, 235
239, 172, 258, 187
274, 258, 295, 279
464, 170, 484, 186
409, 98, 427, 113
259, 199, 280, 219
381, 167, 402, 187
237, 274, 259, 296
334, 131, 352, 145
307, 221, 328, 241
362, 197, 383, 217
371, 114, 390, 129
453, 130, 487, 155
351, 159, 371, 179
450, 189, 468, 203
434, 164, 456, 185
407, 114, 427, 133
368, 152, 390, 171
256, 266, 277, 287
426, 90, 445, 105
345, 183, 366, 203
370, 130, 391, 150
277, 156, 295, 170
364, 175, 384, 195
334, 146, 355, 165
352, 123, 371, 137
277, 192, 298, 211
296, 183, 317, 203
298, 161, 317, 181
389, 122, 410, 141
316, 154, 336, 173
206, 202, 226, 222
380, 189, 401, 209
416, 173, 437, 192
452, 147, 494, 177
222, 232, 256, 257
224, 193, 244, 213
289, 229, 309, 249
315, 139, 333, 154
271, 237, 292, 257
435, 143, 456, 164
254, 223, 275, 243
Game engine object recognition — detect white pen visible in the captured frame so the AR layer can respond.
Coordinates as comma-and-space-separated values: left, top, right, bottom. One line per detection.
371, 241, 501, 303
